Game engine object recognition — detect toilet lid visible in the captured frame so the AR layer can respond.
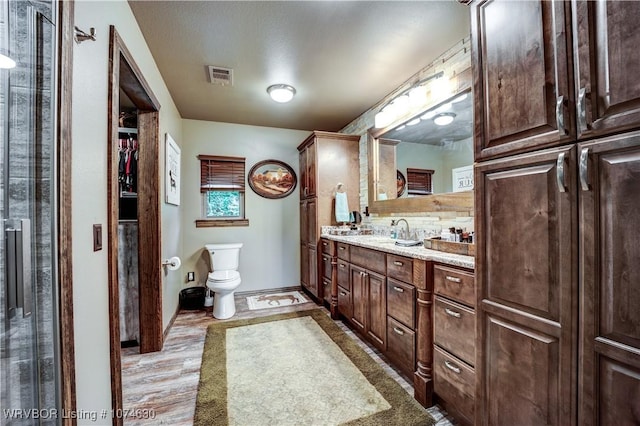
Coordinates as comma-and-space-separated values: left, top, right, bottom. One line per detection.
208, 270, 240, 282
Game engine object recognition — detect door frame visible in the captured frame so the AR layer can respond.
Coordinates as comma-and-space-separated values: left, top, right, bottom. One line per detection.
107, 26, 162, 420
57, 1, 77, 423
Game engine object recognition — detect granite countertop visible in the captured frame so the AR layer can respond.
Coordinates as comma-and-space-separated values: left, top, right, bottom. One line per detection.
321, 233, 475, 270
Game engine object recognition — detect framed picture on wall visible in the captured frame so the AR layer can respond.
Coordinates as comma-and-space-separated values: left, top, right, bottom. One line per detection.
165, 133, 181, 205
452, 165, 474, 192
247, 159, 297, 199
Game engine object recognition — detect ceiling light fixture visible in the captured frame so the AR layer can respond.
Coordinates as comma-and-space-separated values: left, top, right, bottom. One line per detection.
406, 118, 421, 126
267, 84, 296, 103
433, 112, 456, 126
0, 53, 16, 69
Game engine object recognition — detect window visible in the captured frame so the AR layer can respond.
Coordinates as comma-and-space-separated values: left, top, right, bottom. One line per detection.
406, 168, 435, 196
196, 155, 249, 227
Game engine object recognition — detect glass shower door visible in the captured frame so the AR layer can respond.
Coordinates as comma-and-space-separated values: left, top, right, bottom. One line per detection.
1, 0, 60, 424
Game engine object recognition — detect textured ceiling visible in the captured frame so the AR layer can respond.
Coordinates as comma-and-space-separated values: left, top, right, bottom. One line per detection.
129, 1, 470, 132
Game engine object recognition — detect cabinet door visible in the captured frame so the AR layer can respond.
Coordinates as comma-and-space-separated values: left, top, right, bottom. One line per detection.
299, 201, 308, 245
350, 264, 367, 333
573, 1, 640, 139
471, 0, 574, 160
307, 198, 317, 247
578, 132, 640, 425
300, 243, 309, 290
306, 141, 317, 198
366, 271, 387, 350
307, 247, 318, 298
475, 145, 578, 425
299, 146, 307, 198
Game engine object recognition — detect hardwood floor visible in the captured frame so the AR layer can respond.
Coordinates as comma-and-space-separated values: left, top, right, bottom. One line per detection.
121, 289, 454, 425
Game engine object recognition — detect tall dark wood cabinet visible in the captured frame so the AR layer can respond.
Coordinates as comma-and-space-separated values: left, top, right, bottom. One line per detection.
471, 1, 640, 424
297, 131, 360, 300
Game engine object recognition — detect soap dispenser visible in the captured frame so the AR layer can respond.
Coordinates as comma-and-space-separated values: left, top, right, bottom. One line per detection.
390, 220, 397, 239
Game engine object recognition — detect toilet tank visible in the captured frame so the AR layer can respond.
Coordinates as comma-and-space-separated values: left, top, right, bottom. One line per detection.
205, 243, 242, 271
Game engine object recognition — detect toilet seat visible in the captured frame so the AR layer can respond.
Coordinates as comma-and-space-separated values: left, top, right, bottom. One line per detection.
208, 270, 240, 282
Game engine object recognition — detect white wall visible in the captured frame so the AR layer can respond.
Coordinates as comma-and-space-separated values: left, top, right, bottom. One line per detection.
72, 1, 182, 422
182, 120, 309, 293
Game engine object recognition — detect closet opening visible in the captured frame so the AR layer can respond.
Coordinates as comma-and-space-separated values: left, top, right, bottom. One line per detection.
107, 26, 162, 422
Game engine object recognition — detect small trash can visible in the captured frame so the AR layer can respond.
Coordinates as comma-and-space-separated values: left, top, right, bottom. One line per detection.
179, 287, 205, 310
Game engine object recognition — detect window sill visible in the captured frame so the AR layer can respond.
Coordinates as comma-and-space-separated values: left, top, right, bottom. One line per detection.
195, 219, 249, 228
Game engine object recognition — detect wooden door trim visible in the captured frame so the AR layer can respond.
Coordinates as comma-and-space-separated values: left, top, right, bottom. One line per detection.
107, 26, 162, 424
57, 1, 77, 424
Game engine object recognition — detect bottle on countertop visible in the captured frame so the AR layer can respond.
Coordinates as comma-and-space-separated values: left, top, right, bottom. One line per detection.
390, 220, 397, 239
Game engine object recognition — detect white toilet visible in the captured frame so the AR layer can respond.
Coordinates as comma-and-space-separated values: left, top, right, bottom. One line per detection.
205, 243, 243, 319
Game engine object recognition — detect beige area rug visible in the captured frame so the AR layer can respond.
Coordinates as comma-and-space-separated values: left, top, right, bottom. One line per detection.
194, 309, 435, 426
245, 290, 308, 310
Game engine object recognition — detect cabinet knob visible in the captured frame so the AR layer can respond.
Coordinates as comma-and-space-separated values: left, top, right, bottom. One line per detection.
444, 360, 461, 374
322, 242, 328, 246
340, 291, 347, 296
393, 286, 405, 293
339, 263, 346, 268
393, 327, 405, 336
445, 308, 461, 318
445, 276, 462, 283
339, 246, 345, 250
393, 261, 404, 266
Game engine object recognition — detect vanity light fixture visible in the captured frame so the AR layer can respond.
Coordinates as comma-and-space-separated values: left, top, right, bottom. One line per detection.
373, 71, 444, 128
421, 110, 437, 120
433, 112, 456, 126
0, 53, 16, 69
451, 93, 467, 103
267, 84, 296, 103
406, 118, 421, 126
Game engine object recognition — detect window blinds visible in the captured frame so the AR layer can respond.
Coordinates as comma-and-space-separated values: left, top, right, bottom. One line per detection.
407, 168, 434, 195
198, 155, 246, 192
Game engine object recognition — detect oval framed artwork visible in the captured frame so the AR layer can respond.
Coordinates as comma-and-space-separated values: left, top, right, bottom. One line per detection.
248, 159, 298, 199
397, 169, 406, 197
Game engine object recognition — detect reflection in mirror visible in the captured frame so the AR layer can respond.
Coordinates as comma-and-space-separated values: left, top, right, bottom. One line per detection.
373, 89, 473, 201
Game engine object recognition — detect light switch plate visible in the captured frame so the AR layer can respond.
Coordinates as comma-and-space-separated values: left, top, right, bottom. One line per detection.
93, 224, 102, 251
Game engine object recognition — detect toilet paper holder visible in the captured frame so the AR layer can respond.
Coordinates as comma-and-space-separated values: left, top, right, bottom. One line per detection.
162, 256, 181, 271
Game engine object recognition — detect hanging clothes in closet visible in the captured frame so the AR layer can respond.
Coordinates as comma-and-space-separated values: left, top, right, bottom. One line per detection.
119, 134, 138, 196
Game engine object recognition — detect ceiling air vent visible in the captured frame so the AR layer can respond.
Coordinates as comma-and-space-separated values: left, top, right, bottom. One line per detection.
207, 65, 233, 86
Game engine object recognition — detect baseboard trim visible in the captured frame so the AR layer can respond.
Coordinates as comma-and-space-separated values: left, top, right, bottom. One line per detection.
163, 304, 179, 341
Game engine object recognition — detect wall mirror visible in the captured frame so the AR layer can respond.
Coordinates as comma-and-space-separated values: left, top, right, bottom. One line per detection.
368, 88, 474, 213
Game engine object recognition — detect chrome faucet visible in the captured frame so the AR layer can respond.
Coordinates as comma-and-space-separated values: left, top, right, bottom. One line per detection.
395, 218, 410, 240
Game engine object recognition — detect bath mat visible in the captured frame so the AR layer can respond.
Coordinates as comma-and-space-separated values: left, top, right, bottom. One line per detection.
245, 290, 308, 310
194, 309, 435, 426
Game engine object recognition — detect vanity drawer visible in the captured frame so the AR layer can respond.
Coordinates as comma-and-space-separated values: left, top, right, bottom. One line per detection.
386, 316, 416, 378
434, 296, 475, 366
434, 345, 475, 425
320, 238, 335, 256
336, 259, 350, 291
322, 278, 331, 304
386, 254, 413, 284
349, 245, 386, 275
337, 285, 351, 319
321, 253, 333, 281
336, 242, 350, 261
434, 264, 475, 307
387, 278, 415, 329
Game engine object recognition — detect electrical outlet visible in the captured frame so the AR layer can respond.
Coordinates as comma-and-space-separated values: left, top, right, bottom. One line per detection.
187, 272, 195, 282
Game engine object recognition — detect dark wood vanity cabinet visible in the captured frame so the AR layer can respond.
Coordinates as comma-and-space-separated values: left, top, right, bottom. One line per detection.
298, 132, 359, 303
433, 263, 476, 425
